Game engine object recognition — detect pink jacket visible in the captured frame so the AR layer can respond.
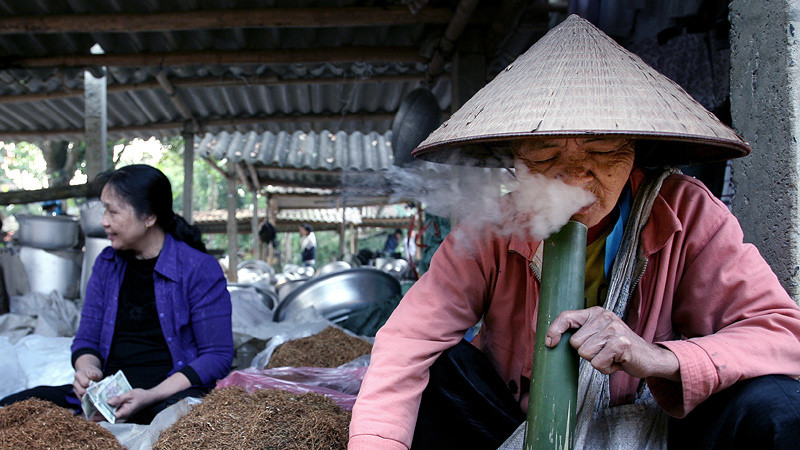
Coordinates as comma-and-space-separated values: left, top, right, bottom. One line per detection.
349, 170, 800, 450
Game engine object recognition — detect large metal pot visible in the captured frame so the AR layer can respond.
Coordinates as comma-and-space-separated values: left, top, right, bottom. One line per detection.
19, 245, 82, 299
16, 215, 80, 250
79, 199, 106, 238
315, 261, 351, 277
228, 282, 278, 310
274, 268, 401, 323
80, 237, 111, 299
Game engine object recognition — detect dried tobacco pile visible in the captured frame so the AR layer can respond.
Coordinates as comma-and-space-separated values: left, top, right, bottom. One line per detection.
267, 326, 372, 368
153, 386, 350, 449
0, 398, 124, 449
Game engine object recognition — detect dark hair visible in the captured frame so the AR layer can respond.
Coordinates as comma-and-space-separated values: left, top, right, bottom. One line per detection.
301, 223, 313, 233
99, 164, 207, 253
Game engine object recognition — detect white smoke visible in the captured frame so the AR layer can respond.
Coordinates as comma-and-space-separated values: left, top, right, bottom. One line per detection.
509, 165, 596, 241
348, 160, 595, 242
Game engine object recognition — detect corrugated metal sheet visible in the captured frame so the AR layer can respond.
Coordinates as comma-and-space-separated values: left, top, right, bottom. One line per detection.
197, 129, 394, 188
0, 0, 455, 140
193, 203, 411, 233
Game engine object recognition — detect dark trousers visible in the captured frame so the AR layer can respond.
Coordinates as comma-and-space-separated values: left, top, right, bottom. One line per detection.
413, 340, 800, 449
0, 383, 209, 425
412, 340, 525, 450
668, 374, 800, 449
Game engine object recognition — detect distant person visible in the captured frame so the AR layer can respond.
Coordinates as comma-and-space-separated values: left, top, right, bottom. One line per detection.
41, 199, 64, 216
383, 229, 403, 259
299, 223, 316, 267
0, 164, 233, 425
258, 221, 278, 249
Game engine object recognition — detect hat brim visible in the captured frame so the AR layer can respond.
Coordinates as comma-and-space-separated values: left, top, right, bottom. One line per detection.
412, 131, 751, 168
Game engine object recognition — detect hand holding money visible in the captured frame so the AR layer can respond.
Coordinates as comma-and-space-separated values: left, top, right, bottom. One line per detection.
73, 354, 103, 398
81, 370, 132, 423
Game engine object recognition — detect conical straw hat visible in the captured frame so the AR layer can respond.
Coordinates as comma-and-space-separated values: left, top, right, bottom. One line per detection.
412, 15, 750, 167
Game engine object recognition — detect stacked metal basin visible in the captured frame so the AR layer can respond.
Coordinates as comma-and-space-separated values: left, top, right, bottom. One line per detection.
16, 215, 83, 299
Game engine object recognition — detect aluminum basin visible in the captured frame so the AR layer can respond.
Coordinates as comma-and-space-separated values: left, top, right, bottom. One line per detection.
273, 268, 401, 322
16, 215, 80, 250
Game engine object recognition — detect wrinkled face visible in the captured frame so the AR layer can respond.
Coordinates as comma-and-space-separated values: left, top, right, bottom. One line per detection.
100, 185, 155, 253
513, 137, 635, 227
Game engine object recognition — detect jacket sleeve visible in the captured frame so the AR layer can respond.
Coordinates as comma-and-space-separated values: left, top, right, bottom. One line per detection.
71, 250, 112, 364
648, 201, 800, 417
349, 226, 497, 449
184, 254, 234, 386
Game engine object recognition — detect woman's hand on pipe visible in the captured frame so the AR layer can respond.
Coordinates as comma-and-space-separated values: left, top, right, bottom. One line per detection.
72, 354, 103, 398
545, 306, 681, 381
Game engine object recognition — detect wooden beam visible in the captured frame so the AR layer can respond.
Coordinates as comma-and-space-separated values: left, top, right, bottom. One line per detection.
156, 70, 196, 126
274, 194, 397, 209
0, 73, 432, 105
0, 7, 454, 34
428, 0, 480, 79
2, 47, 424, 69
0, 183, 93, 205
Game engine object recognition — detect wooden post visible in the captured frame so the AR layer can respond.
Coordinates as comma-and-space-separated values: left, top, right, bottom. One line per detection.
251, 188, 259, 259
267, 195, 278, 265
349, 223, 357, 255
225, 160, 238, 282
339, 202, 347, 257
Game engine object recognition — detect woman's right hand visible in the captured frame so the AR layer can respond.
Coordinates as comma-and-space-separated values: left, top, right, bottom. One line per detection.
72, 355, 103, 398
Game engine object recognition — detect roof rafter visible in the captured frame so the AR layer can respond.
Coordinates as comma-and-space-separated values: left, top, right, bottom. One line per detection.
0, 73, 433, 105
1, 46, 425, 69
0, 6, 455, 34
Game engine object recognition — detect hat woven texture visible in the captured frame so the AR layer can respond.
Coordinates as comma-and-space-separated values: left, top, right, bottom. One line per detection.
413, 15, 750, 167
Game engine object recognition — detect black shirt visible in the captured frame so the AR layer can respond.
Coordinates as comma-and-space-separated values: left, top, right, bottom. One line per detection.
105, 254, 174, 390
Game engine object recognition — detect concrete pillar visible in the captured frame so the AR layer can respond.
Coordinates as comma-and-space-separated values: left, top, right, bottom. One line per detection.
182, 130, 195, 224
84, 67, 108, 179
729, 1, 800, 300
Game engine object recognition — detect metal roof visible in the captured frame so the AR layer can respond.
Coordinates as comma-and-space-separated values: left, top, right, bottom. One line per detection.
197, 129, 394, 189
193, 203, 412, 233
0, 0, 566, 143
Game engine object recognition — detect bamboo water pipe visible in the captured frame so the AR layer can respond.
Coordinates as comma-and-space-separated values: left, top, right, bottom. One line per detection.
524, 220, 587, 449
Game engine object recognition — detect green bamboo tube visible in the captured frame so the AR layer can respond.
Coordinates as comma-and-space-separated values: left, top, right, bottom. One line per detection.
524, 220, 587, 450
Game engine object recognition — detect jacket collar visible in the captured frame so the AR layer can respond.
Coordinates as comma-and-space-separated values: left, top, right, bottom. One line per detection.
154, 233, 180, 282
102, 232, 181, 282
508, 167, 682, 262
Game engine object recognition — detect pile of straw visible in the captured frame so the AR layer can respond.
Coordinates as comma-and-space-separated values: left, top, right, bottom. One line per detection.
0, 398, 123, 449
153, 387, 350, 449
267, 326, 372, 368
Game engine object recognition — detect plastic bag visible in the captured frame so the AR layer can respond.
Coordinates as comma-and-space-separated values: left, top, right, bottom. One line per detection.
216, 366, 368, 411
0, 336, 27, 399
15, 334, 74, 388
230, 285, 274, 348
10, 291, 80, 337
101, 397, 202, 450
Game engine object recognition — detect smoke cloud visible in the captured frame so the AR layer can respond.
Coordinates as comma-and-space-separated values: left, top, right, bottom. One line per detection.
344, 160, 595, 242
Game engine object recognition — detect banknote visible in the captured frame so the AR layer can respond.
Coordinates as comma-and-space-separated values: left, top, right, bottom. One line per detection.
81, 370, 132, 423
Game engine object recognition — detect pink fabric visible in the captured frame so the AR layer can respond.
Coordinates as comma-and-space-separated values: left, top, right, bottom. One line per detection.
348, 170, 800, 449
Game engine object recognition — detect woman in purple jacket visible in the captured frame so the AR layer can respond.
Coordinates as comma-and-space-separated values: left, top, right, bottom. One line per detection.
1, 164, 233, 424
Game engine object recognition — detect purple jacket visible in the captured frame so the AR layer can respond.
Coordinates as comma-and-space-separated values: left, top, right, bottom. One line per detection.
72, 233, 233, 388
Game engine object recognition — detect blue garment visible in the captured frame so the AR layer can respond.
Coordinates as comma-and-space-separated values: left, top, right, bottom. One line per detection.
603, 186, 632, 277
71, 233, 233, 388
